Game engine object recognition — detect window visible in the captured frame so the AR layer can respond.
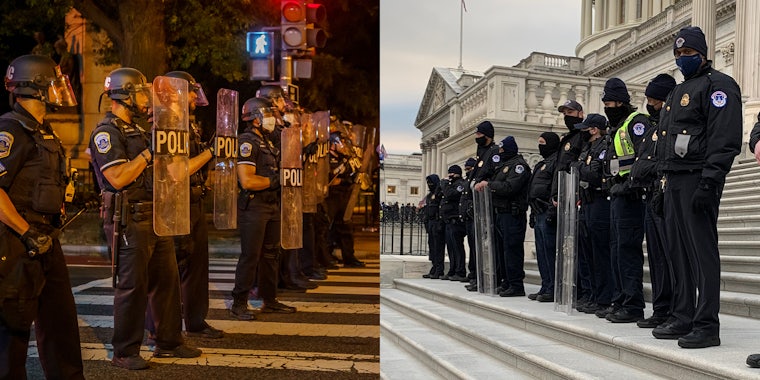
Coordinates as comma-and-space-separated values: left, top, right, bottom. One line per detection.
387, 185, 396, 194
410, 186, 419, 195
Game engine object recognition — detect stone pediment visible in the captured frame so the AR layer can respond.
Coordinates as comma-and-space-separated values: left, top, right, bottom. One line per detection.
415, 67, 483, 126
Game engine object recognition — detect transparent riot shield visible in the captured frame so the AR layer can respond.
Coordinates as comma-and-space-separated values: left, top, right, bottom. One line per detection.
473, 184, 498, 296
313, 111, 330, 202
152, 76, 190, 236
342, 123, 369, 222
281, 126, 303, 249
554, 167, 579, 314
213, 88, 238, 229
301, 113, 319, 213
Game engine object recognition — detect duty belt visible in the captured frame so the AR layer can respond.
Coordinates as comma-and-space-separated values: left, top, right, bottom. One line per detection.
18, 209, 60, 226
129, 202, 153, 213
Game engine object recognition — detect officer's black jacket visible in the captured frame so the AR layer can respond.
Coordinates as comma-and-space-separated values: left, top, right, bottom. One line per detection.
439, 176, 467, 220
487, 154, 531, 211
528, 151, 558, 202
657, 62, 742, 184
575, 137, 606, 190
604, 109, 652, 187
629, 114, 661, 189
748, 121, 760, 153
188, 119, 208, 186
422, 174, 441, 222
551, 130, 585, 200
458, 172, 475, 221
471, 143, 500, 185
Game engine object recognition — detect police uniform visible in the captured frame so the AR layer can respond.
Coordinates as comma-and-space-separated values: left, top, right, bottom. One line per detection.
657, 62, 741, 340
528, 147, 558, 299
551, 131, 585, 201
232, 125, 281, 306
459, 164, 478, 281
439, 171, 468, 280
326, 142, 364, 267
89, 112, 185, 358
422, 175, 444, 277
0, 103, 84, 379
489, 153, 530, 295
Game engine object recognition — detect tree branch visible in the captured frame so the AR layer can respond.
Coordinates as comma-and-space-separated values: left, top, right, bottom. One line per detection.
72, 0, 123, 49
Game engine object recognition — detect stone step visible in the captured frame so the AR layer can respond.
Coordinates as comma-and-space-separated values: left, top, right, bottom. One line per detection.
718, 227, 760, 241
382, 288, 662, 380
721, 194, 760, 208
718, 215, 760, 229
379, 336, 446, 380
390, 278, 760, 380
720, 204, 760, 218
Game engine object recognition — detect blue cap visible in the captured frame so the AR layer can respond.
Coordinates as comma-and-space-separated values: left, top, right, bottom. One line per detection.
574, 113, 608, 130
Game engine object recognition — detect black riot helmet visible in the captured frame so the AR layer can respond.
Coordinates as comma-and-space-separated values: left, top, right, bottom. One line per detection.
241, 97, 275, 133
164, 70, 208, 106
101, 67, 152, 115
4, 54, 77, 107
257, 84, 291, 112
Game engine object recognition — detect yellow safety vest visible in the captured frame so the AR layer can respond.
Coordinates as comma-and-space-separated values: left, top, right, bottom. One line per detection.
612, 112, 647, 176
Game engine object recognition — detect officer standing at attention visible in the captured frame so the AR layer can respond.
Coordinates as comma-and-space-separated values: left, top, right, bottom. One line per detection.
527, 132, 560, 302
600, 77, 652, 324
439, 165, 468, 282
630, 73, 677, 329
144, 71, 223, 340
652, 26, 741, 349
461, 157, 478, 283
230, 97, 296, 320
421, 174, 444, 279
0, 54, 84, 379
90, 67, 201, 370
475, 136, 531, 297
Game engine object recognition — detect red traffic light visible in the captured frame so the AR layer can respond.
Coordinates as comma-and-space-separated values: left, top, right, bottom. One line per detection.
282, 1, 303, 22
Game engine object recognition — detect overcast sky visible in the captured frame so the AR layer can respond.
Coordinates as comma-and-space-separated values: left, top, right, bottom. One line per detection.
380, 0, 582, 155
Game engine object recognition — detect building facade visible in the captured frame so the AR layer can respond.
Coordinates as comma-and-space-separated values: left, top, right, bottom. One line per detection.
379, 153, 424, 207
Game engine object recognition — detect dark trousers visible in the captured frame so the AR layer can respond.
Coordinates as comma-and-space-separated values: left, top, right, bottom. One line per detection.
576, 209, 595, 300
534, 209, 557, 295
313, 204, 333, 267
426, 219, 445, 276
0, 235, 84, 380
465, 219, 476, 278
106, 217, 184, 357
644, 197, 673, 318
585, 196, 613, 306
233, 200, 280, 304
664, 172, 721, 335
301, 212, 317, 275
445, 219, 467, 277
326, 185, 358, 263
496, 211, 527, 291
610, 193, 646, 314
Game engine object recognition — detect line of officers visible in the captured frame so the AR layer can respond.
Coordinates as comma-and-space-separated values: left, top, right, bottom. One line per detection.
0, 54, 366, 377
421, 26, 744, 352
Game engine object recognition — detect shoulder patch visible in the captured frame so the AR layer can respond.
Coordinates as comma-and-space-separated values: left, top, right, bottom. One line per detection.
94, 131, 111, 154
456, 185, 464, 192
632, 122, 646, 136
710, 91, 727, 108
492, 155, 500, 163
0, 131, 14, 159
240, 142, 253, 158
515, 165, 525, 174
599, 149, 606, 160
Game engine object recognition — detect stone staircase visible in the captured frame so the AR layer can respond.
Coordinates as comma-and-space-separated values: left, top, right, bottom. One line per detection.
380, 159, 760, 379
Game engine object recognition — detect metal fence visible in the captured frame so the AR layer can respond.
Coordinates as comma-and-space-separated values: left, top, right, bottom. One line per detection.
380, 204, 428, 255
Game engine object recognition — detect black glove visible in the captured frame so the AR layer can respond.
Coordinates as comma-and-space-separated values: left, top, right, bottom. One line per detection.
269, 174, 280, 190
651, 189, 664, 218
303, 142, 319, 158
22, 227, 52, 257
691, 178, 719, 211
528, 212, 536, 229
610, 182, 630, 197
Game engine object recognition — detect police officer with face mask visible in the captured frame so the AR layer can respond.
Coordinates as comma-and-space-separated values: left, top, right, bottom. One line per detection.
474, 136, 531, 297
90, 67, 201, 370
653, 26, 741, 350
630, 73, 677, 330
421, 174, 444, 278
461, 157, 478, 286
231, 97, 296, 320
0, 54, 84, 379
439, 165, 468, 282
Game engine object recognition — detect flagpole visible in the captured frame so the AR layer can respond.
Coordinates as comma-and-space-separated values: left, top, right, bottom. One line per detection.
458, 0, 464, 69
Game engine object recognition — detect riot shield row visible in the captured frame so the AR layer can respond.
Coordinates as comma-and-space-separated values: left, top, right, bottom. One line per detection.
554, 167, 579, 315
473, 184, 498, 296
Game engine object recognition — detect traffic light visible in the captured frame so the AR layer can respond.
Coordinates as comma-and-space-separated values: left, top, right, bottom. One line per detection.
280, 0, 327, 52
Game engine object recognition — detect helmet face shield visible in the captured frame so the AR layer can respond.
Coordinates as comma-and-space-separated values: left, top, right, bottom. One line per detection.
47, 73, 78, 107
130, 82, 153, 114
191, 83, 208, 106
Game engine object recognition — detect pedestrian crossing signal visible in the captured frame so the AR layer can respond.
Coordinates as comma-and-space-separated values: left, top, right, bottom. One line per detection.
247, 32, 273, 58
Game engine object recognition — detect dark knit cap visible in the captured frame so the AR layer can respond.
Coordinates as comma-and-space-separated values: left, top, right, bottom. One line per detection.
601, 78, 630, 103
448, 165, 462, 176
475, 120, 494, 138
645, 74, 677, 101
674, 26, 708, 57
539, 132, 560, 151
499, 136, 518, 156
464, 157, 477, 168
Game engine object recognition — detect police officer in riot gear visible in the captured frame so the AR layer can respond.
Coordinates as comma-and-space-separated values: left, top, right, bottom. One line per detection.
654, 27, 741, 349
474, 136, 531, 297
231, 97, 296, 320
90, 67, 201, 370
570, 114, 613, 316
600, 78, 652, 324
0, 54, 84, 379
630, 73, 677, 329
421, 174, 444, 278
144, 70, 222, 339
439, 165, 468, 281
527, 132, 560, 302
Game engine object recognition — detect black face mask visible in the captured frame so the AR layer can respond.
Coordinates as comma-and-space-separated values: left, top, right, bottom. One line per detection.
564, 115, 584, 131
475, 136, 489, 147
580, 131, 592, 141
499, 151, 516, 161
538, 144, 554, 158
646, 104, 660, 120
604, 106, 628, 127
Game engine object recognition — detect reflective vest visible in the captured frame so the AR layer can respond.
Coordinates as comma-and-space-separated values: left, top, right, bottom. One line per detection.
611, 112, 647, 176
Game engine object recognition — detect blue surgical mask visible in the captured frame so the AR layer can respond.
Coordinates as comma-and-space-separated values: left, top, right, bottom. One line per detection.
676, 54, 702, 78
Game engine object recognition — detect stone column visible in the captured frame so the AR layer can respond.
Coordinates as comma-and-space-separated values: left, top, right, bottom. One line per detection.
594, 0, 606, 32
608, 0, 619, 28
691, 0, 716, 59
556, 83, 572, 125
734, 0, 760, 155
625, 0, 637, 23
642, 0, 651, 20
540, 81, 557, 124
525, 80, 541, 123
582, 0, 593, 38
431, 144, 438, 176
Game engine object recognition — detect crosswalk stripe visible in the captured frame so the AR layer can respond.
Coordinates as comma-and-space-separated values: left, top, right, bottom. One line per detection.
208, 282, 380, 295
